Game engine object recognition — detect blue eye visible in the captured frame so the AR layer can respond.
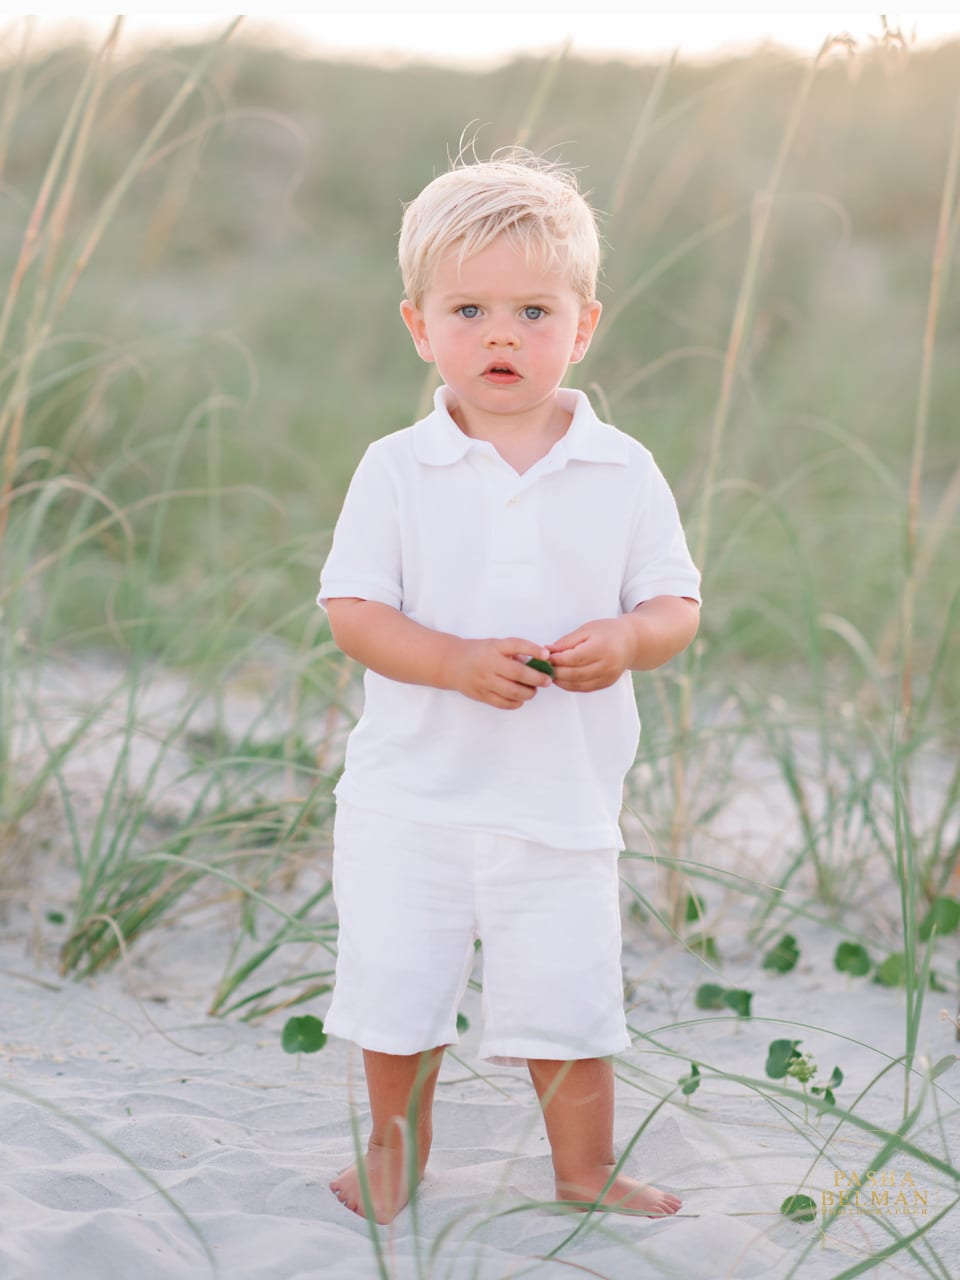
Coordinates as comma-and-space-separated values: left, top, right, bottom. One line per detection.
458, 305, 480, 318
523, 306, 545, 320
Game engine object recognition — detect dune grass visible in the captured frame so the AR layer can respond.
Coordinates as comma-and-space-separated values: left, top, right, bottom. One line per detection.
0, 18, 958, 1278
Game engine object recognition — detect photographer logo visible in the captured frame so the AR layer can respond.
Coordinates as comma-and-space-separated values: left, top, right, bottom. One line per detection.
821, 1170, 929, 1217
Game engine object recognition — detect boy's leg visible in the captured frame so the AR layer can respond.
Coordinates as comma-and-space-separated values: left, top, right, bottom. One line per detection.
526, 1056, 681, 1217
330, 1045, 445, 1223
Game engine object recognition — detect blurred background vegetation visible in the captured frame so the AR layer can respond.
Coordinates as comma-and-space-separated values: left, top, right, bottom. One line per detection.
2, 28, 958, 716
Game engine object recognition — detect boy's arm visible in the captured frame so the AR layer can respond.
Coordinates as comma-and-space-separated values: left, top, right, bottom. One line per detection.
617, 595, 701, 670
547, 596, 700, 693
326, 597, 554, 711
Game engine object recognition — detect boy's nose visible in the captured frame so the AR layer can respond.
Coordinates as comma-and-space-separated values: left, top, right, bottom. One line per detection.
484, 327, 519, 348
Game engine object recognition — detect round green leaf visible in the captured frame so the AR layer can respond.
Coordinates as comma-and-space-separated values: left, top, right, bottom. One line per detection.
834, 941, 871, 976
685, 892, 707, 924
763, 934, 799, 974
696, 977, 727, 1008
766, 1038, 802, 1079
723, 988, 753, 1018
930, 1055, 958, 1080
686, 933, 720, 962
780, 1193, 817, 1223
873, 953, 906, 987
679, 1063, 701, 1096
919, 897, 960, 941
281, 1014, 327, 1054
695, 983, 727, 1010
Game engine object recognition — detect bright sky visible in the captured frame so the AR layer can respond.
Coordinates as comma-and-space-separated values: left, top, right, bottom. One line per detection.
13, 7, 960, 65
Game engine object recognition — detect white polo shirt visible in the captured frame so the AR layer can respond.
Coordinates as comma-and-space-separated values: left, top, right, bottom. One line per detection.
318, 385, 701, 850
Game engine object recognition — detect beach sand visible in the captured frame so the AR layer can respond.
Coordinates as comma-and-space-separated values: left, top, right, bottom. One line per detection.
1, 660, 957, 1278
3, 865, 957, 1278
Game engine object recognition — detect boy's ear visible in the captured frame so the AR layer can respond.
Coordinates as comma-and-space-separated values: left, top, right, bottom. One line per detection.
570, 301, 602, 364
400, 300, 435, 363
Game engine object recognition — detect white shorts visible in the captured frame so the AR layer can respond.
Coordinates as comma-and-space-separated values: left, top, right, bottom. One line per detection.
324, 800, 631, 1066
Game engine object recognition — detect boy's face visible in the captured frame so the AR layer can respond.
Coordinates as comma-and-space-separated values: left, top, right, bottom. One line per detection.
400, 235, 601, 435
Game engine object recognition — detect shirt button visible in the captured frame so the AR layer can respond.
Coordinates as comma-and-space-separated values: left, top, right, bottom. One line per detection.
507, 496, 519, 506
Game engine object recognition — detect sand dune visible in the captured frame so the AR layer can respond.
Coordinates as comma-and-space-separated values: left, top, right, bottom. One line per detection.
2, 660, 957, 1278
2, 867, 957, 1279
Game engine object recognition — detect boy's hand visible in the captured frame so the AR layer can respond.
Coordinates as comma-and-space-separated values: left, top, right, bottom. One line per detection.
450, 637, 554, 710
547, 619, 632, 692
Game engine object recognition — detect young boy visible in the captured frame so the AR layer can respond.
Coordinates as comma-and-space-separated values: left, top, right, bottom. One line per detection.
318, 152, 701, 1225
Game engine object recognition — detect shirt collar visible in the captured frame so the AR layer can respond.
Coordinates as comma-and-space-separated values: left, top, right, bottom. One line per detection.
412, 385, 630, 467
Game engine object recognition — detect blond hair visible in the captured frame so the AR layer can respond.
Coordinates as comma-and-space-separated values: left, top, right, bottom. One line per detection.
398, 149, 601, 307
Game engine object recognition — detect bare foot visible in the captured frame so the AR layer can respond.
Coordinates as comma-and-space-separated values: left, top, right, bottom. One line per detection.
556, 1165, 682, 1217
329, 1141, 422, 1224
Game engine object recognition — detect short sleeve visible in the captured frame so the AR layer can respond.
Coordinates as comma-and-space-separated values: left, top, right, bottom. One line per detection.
317, 443, 402, 612
620, 457, 702, 612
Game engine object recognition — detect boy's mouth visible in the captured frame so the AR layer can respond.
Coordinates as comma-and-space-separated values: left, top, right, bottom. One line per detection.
482, 362, 521, 383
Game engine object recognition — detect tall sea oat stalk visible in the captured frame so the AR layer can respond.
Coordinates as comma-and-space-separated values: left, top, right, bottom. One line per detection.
665, 38, 843, 927
0, 21, 241, 829
0, 19, 122, 555
0, 18, 242, 557
898, 86, 960, 729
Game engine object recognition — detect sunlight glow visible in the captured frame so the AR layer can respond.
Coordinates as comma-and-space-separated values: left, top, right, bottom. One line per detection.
11, 7, 960, 66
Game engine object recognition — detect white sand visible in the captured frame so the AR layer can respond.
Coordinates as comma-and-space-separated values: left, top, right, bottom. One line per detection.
1, 659, 958, 1278
3, 867, 957, 1278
